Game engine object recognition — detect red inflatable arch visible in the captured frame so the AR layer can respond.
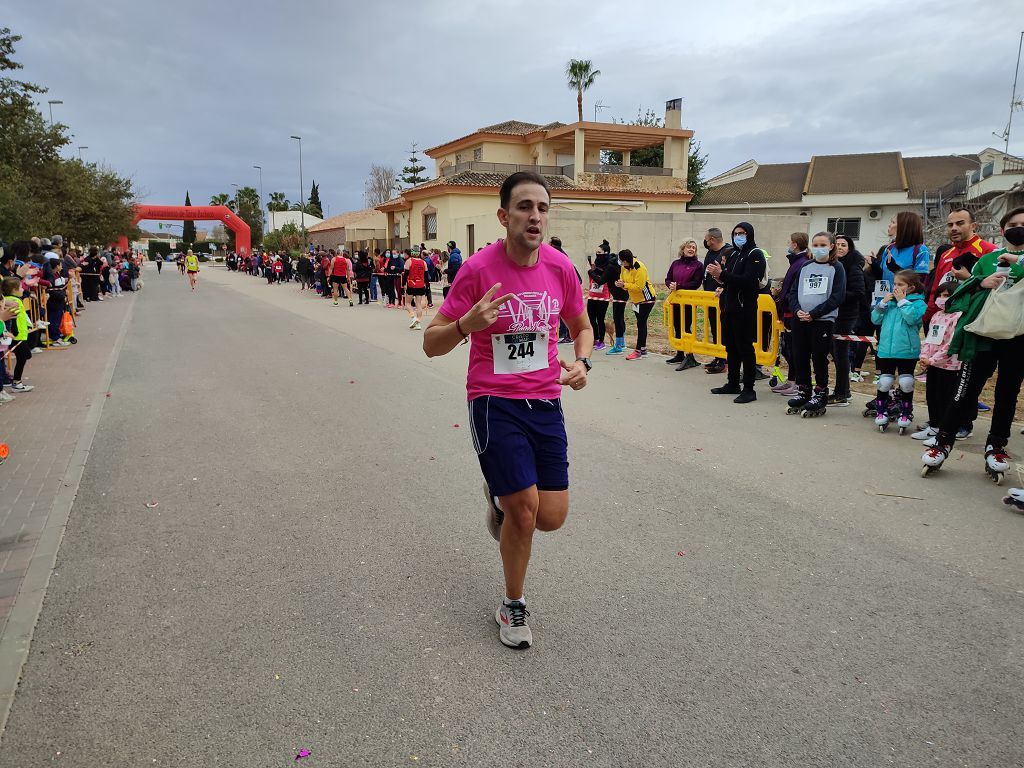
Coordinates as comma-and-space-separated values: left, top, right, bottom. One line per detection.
117, 203, 251, 256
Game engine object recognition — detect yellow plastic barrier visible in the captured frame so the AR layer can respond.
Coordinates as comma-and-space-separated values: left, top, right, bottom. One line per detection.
662, 290, 782, 366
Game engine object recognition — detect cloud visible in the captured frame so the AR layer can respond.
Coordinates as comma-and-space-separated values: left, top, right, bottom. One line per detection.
8, 0, 1021, 217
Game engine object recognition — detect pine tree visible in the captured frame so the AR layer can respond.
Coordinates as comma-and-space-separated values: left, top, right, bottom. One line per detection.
307, 180, 323, 218
399, 143, 428, 187
182, 191, 196, 246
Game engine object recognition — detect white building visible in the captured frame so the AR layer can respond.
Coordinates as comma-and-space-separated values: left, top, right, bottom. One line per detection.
690, 148, 1024, 248
267, 209, 323, 232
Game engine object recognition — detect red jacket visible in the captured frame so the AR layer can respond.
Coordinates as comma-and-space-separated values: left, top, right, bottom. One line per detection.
924, 235, 995, 322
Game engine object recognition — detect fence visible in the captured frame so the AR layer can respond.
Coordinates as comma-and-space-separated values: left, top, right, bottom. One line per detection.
662, 290, 781, 366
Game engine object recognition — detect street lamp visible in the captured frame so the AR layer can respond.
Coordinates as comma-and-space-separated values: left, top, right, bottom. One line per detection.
77, 146, 88, 160
290, 135, 305, 244
46, 99, 63, 125
253, 164, 264, 234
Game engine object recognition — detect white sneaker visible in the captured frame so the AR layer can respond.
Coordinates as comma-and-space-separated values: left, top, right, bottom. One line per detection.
495, 601, 532, 649
52, 339, 70, 347
912, 426, 937, 441
34, 320, 48, 329
414, 321, 422, 330
30, 347, 44, 353
849, 371, 865, 383
11, 382, 33, 392
408, 318, 417, 329
923, 436, 937, 448
0, 390, 14, 402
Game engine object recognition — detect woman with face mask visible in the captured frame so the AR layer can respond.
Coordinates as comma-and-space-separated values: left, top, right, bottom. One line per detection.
784, 232, 847, 417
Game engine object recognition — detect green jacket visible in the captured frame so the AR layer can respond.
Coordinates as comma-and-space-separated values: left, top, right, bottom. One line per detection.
947, 248, 1024, 361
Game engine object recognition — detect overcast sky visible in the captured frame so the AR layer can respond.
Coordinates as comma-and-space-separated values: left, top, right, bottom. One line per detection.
8, 0, 1022, 219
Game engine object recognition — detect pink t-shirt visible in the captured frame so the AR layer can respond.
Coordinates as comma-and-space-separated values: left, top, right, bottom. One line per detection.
439, 241, 585, 401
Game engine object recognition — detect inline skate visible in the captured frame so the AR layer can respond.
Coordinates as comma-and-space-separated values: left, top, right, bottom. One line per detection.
874, 396, 891, 432
921, 442, 950, 477
1003, 487, 1024, 513
801, 387, 828, 418
985, 444, 1010, 485
896, 398, 913, 436
786, 386, 810, 415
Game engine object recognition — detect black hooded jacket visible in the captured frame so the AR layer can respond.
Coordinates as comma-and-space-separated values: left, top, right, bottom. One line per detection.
719, 222, 766, 312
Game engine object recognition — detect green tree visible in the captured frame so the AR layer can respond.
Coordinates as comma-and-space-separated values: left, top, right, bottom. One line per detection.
262, 222, 303, 254
307, 180, 323, 218
565, 59, 600, 122
181, 191, 196, 246
210, 192, 231, 207
399, 143, 427, 187
602, 107, 710, 204
267, 191, 289, 212
224, 185, 263, 250
0, 27, 135, 243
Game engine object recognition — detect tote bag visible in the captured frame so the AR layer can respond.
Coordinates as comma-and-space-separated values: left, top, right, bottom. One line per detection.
964, 278, 1024, 340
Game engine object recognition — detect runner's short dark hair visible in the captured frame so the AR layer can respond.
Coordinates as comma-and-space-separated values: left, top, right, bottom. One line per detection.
948, 207, 974, 222
499, 171, 551, 209
1000, 206, 1024, 228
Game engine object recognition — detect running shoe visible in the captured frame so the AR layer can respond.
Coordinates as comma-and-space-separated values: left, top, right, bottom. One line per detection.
495, 601, 532, 649
625, 350, 643, 360
594, 342, 606, 350
30, 347, 43, 354
912, 426, 937, 441
409, 318, 417, 329
333, 300, 338, 306
977, 401, 991, 412
413, 321, 422, 330
557, 337, 573, 344
849, 371, 865, 383
0, 390, 14, 403
483, 483, 503, 542
955, 427, 973, 440
770, 379, 794, 392
34, 319, 48, 329
775, 383, 800, 396
349, 299, 354, 307
11, 382, 33, 392
826, 393, 851, 407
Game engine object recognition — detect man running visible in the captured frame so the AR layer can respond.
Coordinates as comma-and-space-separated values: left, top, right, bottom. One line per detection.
156, 255, 163, 275
184, 250, 199, 291
423, 171, 593, 649
404, 247, 428, 329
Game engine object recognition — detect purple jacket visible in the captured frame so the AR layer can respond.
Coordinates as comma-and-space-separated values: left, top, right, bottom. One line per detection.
665, 257, 705, 290
777, 251, 808, 316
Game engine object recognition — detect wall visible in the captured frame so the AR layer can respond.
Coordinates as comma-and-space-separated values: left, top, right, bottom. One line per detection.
545, 210, 809, 281
268, 210, 323, 232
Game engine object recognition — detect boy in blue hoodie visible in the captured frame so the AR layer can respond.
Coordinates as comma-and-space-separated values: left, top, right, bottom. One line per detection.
869, 269, 927, 432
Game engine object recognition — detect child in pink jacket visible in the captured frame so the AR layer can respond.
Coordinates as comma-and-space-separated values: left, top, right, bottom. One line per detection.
914, 282, 971, 442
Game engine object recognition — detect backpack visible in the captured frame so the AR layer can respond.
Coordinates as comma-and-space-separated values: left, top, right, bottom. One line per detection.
751, 247, 771, 290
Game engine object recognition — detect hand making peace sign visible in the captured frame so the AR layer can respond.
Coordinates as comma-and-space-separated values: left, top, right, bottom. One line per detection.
460, 282, 515, 334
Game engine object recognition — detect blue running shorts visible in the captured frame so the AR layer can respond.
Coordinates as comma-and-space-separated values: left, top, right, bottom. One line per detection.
468, 396, 568, 497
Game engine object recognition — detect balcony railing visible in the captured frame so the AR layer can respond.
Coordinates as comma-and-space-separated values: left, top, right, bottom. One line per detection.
442, 161, 568, 177
440, 160, 674, 179
584, 164, 673, 177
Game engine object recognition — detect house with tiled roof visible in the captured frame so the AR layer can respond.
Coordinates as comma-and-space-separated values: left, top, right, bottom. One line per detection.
691, 148, 1024, 247
307, 207, 387, 251
377, 100, 694, 253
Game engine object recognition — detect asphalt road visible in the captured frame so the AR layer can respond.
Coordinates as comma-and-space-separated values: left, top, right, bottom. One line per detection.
1, 265, 1022, 767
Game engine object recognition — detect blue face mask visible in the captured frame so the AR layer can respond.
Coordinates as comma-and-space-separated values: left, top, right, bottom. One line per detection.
733, 234, 747, 248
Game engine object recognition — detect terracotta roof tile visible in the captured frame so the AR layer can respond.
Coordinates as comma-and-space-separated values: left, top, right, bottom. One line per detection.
698, 163, 809, 205
903, 155, 979, 198
477, 120, 566, 135
307, 207, 384, 232
806, 152, 904, 194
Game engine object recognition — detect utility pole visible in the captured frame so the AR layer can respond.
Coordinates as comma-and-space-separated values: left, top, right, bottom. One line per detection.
46, 99, 63, 125
290, 135, 305, 246
77, 146, 88, 160
253, 165, 264, 234
994, 32, 1024, 154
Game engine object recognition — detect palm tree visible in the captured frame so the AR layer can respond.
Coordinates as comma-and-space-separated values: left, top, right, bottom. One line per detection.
566, 59, 600, 122
210, 193, 230, 207
267, 191, 290, 212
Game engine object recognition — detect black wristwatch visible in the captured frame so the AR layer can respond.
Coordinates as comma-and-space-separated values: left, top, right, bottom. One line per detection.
576, 357, 592, 372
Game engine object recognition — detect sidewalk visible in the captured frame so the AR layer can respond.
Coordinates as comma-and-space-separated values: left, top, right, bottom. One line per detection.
0, 292, 135, 735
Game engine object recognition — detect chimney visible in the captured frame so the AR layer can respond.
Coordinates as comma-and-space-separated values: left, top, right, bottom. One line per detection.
665, 98, 682, 129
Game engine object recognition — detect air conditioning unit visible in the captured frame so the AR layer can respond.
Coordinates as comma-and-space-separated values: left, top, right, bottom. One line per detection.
868, 209, 881, 220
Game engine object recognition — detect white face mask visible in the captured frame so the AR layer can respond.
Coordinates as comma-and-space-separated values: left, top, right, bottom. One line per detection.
811, 246, 830, 262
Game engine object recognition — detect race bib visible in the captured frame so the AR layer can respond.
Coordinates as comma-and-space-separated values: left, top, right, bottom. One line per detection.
492, 331, 548, 375
926, 316, 951, 343
803, 272, 827, 295
872, 279, 891, 307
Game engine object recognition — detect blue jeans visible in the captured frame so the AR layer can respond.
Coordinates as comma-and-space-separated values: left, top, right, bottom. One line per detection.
370, 275, 378, 301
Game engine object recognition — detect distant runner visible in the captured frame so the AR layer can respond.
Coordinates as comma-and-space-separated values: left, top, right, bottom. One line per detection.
423, 171, 592, 649
184, 250, 199, 291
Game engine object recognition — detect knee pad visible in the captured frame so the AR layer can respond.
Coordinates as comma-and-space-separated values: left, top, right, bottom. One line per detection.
899, 374, 915, 394
877, 374, 895, 393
